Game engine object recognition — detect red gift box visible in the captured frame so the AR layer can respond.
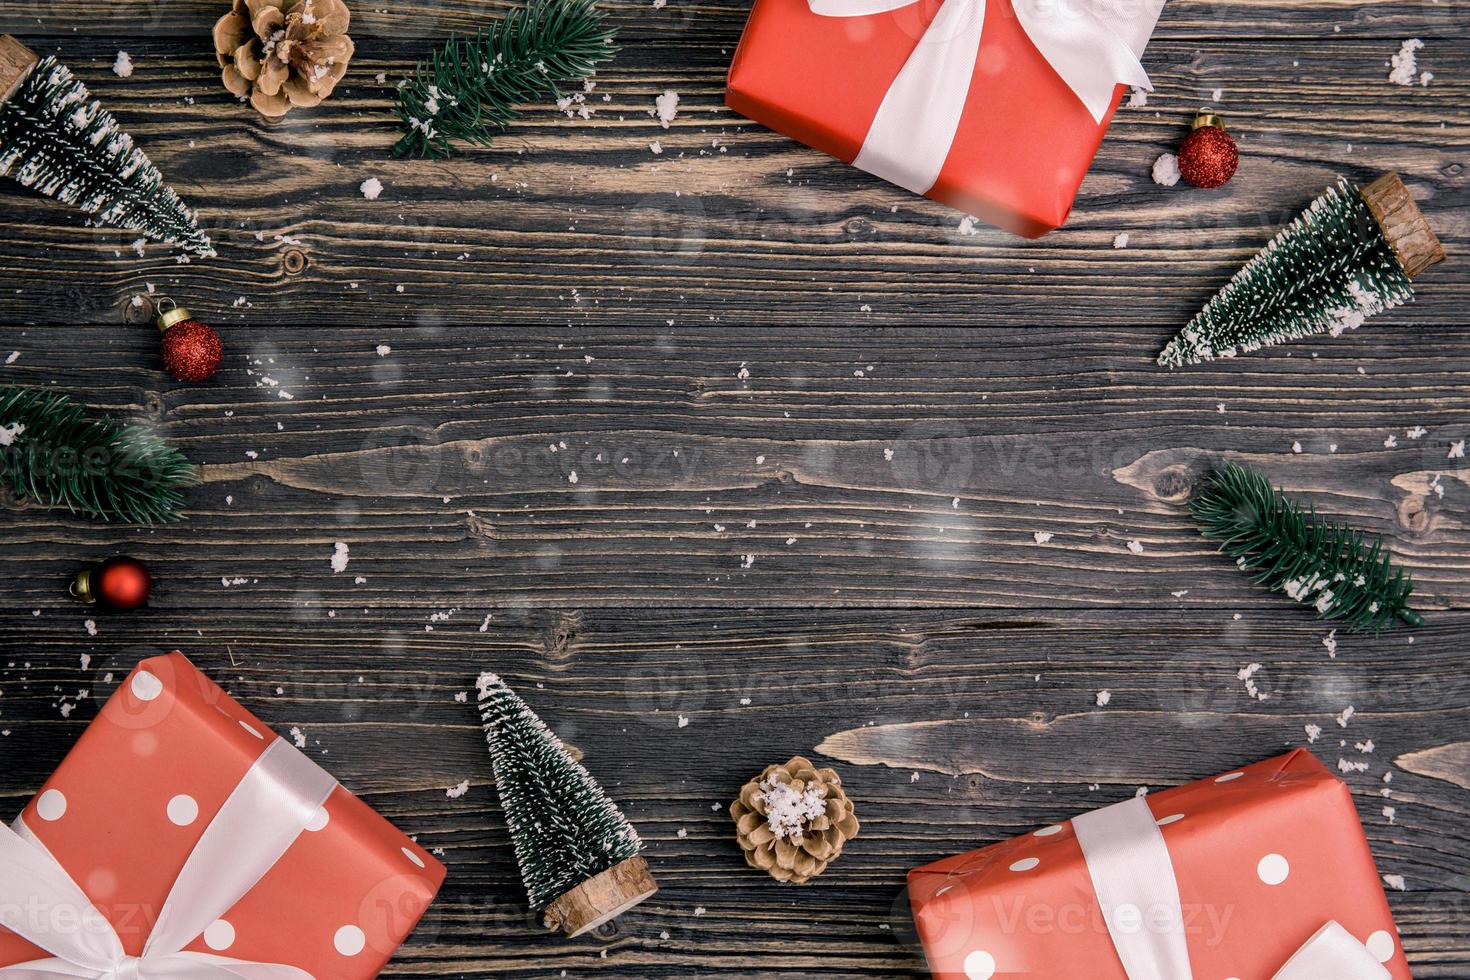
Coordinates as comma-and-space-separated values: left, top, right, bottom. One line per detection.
726, 0, 1164, 237
909, 750, 1408, 979
0, 652, 445, 978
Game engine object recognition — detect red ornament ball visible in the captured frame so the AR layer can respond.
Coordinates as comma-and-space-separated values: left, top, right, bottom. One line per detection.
160, 317, 223, 382
1178, 120, 1238, 189
77, 556, 152, 611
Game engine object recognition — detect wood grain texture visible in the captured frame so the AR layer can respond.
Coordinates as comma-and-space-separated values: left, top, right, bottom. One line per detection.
3, 327, 1468, 610
1, 0, 1468, 974
0, 31, 1460, 324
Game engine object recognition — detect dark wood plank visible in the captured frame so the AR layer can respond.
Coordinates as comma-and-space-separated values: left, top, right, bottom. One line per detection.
0, 34, 1461, 326
3, 327, 1468, 610
0, 608, 1466, 977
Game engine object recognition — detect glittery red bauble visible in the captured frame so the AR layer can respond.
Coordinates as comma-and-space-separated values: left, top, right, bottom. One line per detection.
160, 319, 223, 382
89, 556, 152, 611
1178, 124, 1239, 189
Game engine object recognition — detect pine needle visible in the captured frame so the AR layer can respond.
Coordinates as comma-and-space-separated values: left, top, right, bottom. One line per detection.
1189, 463, 1422, 631
392, 0, 618, 159
0, 386, 198, 524
0, 56, 213, 257
1159, 178, 1412, 368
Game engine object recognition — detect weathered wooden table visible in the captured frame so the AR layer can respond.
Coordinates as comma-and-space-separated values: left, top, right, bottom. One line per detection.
0, 0, 1467, 976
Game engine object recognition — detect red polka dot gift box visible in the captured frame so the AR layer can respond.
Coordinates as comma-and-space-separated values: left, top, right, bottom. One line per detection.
908, 750, 1409, 980
725, 0, 1166, 238
0, 652, 446, 979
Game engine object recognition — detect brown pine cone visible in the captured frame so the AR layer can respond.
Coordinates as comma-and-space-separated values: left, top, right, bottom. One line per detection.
213, 0, 354, 118
730, 756, 860, 884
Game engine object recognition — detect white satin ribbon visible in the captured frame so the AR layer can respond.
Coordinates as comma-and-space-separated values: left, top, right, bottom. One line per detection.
1070, 795, 1391, 980
0, 739, 336, 980
808, 0, 1161, 194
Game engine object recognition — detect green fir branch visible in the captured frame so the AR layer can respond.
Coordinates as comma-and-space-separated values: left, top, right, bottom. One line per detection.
0, 386, 198, 524
1189, 462, 1421, 631
392, 0, 618, 159
0, 56, 213, 257
1159, 178, 1413, 368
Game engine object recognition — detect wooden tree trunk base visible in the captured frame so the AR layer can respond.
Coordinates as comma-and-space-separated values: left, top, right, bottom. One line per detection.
543, 856, 659, 938
0, 35, 37, 106
1361, 172, 1446, 279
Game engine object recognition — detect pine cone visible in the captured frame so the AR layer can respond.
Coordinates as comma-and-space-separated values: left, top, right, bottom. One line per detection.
730, 757, 859, 884
213, 0, 354, 117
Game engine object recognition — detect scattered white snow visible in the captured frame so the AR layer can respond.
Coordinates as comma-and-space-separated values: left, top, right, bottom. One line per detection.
446, 780, 471, 799
1126, 539, 1144, 554
654, 90, 680, 129
376, 344, 391, 356
754, 777, 828, 844
1151, 153, 1180, 187
1387, 39, 1423, 86
1095, 690, 1111, 707
1033, 531, 1054, 544
360, 177, 384, 200
112, 51, 134, 78
330, 542, 350, 573
1112, 232, 1129, 249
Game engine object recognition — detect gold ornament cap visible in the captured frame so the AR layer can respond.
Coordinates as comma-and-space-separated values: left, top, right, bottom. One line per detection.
1192, 110, 1226, 131
155, 299, 192, 333
69, 568, 98, 604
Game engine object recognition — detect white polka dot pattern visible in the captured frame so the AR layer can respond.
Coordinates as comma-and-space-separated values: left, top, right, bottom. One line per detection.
167, 794, 199, 827
1366, 930, 1394, 963
204, 919, 235, 951
963, 949, 996, 979
36, 789, 67, 821
334, 924, 367, 956
130, 670, 164, 702
1256, 853, 1290, 885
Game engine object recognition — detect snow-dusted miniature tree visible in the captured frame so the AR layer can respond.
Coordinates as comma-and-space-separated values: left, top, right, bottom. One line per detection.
477, 672, 656, 936
1159, 175, 1441, 367
0, 47, 213, 257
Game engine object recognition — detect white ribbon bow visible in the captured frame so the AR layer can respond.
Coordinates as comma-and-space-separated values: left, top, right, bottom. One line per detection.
1072, 796, 1392, 980
808, 0, 1161, 195
0, 739, 337, 980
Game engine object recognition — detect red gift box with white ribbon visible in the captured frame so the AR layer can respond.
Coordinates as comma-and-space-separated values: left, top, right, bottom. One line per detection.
727, 0, 1165, 237
0, 652, 445, 979
909, 750, 1409, 979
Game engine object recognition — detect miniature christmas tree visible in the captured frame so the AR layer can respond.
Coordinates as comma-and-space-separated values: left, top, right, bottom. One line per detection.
392, 0, 618, 158
1159, 173, 1443, 367
0, 36, 213, 257
477, 672, 657, 936
1190, 462, 1422, 631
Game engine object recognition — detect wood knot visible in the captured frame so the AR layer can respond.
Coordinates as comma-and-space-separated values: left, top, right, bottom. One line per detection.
545, 610, 584, 659
1397, 495, 1431, 534
123, 295, 154, 324
1153, 464, 1196, 503
282, 248, 308, 275
844, 216, 875, 237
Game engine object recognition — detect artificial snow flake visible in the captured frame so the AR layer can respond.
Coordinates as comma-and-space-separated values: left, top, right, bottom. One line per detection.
1151, 153, 1180, 187
112, 51, 134, 78
755, 778, 827, 844
330, 541, 350, 573
1112, 232, 1129, 249
360, 176, 384, 200
1033, 531, 1053, 544
1095, 690, 1111, 707
654, 90, 680, 129
446, 779, 471, 798
1387, 39, 1423, 86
